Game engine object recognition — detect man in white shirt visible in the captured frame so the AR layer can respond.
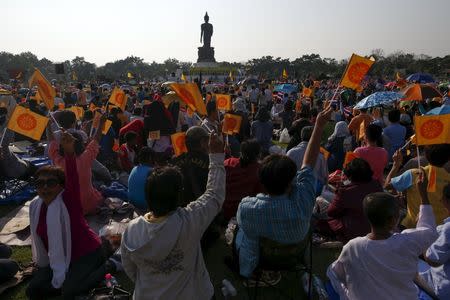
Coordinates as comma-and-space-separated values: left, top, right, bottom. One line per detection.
328, 171, 438, 300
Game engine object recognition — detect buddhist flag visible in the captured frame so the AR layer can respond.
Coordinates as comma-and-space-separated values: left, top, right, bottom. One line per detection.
109, 87, 127, 111
28, 68, 55, 109
127, 72, 134, 79
222, 113, 242, 135
72, 72, 78, 81
343, 152, 359, 167
170, 83, 207, 116
427, 166, 437, 192
302, 87, 313, 97
68, 106, 84, 120
229, 71, 233, 81
171, 132, 188, 156
181, 73, 187, 82
320, 147, 330, 160
414, 114, 450, 145
215, 94, 231, 111
340, 54, 375, 90
282, 69, 288, 79
359, 120, 366, 141
101, 120, 112, 135
7, 106, 49, 141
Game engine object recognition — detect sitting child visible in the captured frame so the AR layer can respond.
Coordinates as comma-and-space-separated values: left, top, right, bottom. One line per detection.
328, 168, 438, 299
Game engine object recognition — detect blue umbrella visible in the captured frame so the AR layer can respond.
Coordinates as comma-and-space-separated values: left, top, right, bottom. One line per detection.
354, 91, 404, 109
406, 73, 435, 84
425, 105, 450, 116
273, 84, 298, 94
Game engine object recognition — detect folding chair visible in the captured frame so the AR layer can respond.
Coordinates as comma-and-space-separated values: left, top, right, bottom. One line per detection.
247, 230, 313, 300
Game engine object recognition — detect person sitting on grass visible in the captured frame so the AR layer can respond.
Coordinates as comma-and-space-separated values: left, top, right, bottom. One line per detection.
118, 131, 138, 173
317, 158, 383, 243
386, 144, 450, 228
48, 116, 106, 215
27, 132, 118, 300
120, 133, 225, 300
235, 106, 332, 284
0, 243, 19, 284
128, 146, 155, 211
420, 183, 450, 299
328, 171, 438, 300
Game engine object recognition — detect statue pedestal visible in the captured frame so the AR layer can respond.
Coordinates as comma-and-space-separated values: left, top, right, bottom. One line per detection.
197, 46, 216, 63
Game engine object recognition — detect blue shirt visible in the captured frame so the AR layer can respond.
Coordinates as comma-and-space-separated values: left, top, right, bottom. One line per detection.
423, 217, 450, 299
128, 165, 152, 210
383, 123, 406, 158
235, 166, 315, 277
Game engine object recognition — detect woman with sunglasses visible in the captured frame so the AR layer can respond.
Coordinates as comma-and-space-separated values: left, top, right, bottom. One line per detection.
47, 113, 107, 215
27, 130, 117, 299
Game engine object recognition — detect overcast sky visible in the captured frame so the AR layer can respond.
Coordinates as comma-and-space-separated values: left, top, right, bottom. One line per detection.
3, 0, 450, 66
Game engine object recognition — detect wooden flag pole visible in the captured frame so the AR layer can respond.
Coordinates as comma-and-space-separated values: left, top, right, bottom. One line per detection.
416, 144, 421, 169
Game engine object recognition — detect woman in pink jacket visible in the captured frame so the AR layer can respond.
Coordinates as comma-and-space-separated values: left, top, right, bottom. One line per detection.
48, 114, 106, 215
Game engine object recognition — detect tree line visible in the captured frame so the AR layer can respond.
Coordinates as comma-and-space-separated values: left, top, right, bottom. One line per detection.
0, 50, 448, 83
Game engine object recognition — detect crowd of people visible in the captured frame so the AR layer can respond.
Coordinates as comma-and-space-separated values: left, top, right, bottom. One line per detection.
0, 76, 449, 299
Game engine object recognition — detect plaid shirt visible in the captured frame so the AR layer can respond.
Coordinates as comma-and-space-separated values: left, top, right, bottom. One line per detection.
236, 166, 315, 277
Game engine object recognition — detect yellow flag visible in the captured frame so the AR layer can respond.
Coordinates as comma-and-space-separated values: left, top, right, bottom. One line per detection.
229, 71, 233, 81
72, 71, 78, 81
222, 113, 242, 135
302, 87, 313, 97
282, 69, 288, 79
170, 83, 207, 116
171, 132, 188, 156
28, 68, 55, 109
414, 114, 450, 145
67, 106, 84, 120
7, 106, 49, 141
127, 72, 134, 79
427, 166, 437, 193
108, 87, 127, 111
215, 94, 231, 111
340, 54, 375, 90
181, 73, 187, 82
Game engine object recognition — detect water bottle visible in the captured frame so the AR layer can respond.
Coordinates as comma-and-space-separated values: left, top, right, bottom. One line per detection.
104, 273, 118, 288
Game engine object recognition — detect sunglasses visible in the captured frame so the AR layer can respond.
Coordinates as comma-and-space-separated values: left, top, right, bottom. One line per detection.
34, 178, 60, 189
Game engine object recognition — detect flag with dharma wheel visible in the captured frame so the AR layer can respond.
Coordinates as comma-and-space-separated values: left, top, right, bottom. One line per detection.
7, 106, 49, 141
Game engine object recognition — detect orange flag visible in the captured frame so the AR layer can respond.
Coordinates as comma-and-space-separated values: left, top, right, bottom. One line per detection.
108, 87, 127, 111
215, 94, 231, 111
222, 113, 242, 135
67, 106, 84, 120
91, 111, 112, 135
340, 54, 375, 90
320, 147, 330, 160
28, 68, 55, 110
427, 166, 437, 192
170, 83, 207, 116
343, 152, 359, 167
7, 106, 49, 141
171, 132, 188, 156
302, 87, 313, 97
414, 114, 450, 145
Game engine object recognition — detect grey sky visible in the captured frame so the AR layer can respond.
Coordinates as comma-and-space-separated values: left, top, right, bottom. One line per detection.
3, 0, 450, 65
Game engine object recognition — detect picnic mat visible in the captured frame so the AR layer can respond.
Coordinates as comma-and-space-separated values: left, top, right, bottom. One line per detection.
0, 199, 139, 246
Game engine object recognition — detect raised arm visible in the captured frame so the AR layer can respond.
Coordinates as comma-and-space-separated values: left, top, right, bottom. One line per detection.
60, 132, 82, 213
302, 106, 333, 169
385, 150, 403, 189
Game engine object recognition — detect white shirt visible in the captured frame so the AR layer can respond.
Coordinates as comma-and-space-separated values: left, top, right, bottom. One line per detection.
329, 205, 438, 300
